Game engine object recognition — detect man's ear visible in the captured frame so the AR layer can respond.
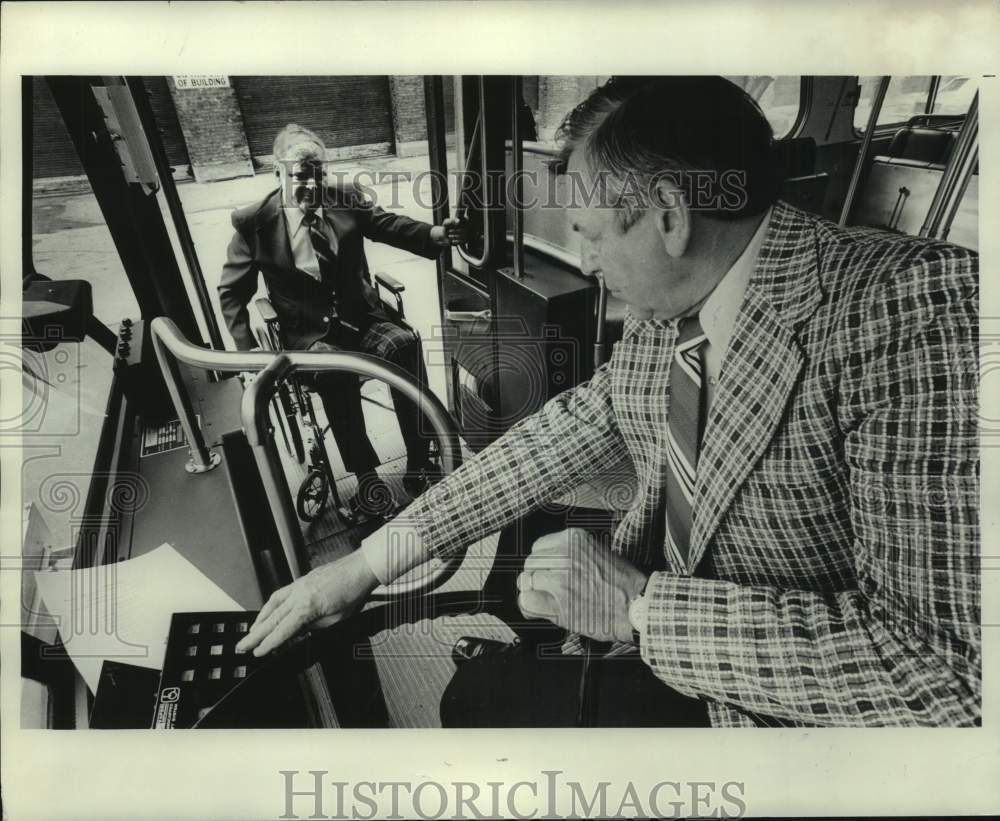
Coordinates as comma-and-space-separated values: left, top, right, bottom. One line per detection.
651, 178, 691, 258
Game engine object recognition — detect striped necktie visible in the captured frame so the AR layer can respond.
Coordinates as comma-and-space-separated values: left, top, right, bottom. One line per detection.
301, 211, 336, 281
664, 316, 708, 566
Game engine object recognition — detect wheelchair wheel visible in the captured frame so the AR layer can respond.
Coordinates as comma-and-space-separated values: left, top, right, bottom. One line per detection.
296, 468, 329, 522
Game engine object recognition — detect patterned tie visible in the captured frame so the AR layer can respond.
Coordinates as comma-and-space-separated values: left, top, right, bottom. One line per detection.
664, 316, 708, 566
301, 211, 336, 282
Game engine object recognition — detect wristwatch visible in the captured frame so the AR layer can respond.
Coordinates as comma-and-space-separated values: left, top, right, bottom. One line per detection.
627, 576, 651, 645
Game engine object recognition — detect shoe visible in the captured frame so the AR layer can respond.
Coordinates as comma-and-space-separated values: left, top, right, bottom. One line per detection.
403, 462, 442, 497
348, 474, 399, 521
451, 636, 520, 666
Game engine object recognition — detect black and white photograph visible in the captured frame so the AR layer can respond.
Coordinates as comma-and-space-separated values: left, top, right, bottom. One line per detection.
2, 2, 998, 819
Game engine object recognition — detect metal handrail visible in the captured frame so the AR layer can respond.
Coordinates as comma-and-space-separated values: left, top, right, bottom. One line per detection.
920, 91, 978, 241
511, 76, 525, 280
149, 317, 465, 594
839, 75, 891, 227
457, 77, 492, 270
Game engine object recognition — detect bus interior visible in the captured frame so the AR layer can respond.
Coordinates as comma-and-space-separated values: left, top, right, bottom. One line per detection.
19, 74, 979, 729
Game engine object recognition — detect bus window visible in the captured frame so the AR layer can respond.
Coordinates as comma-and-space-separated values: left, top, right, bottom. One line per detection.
854, 75, 934, 131
932, 75, 976, 115
723, 76, 803, 138
24, 78, 141, 551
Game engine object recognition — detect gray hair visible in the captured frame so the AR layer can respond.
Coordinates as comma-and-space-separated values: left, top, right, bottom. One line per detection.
273, 123, 326, 164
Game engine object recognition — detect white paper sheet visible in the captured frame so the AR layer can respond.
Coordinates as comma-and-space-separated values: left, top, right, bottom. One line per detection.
33, 543, 245, 692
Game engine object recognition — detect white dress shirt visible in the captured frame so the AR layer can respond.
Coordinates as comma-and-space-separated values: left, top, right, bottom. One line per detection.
696, 206, 772, 411
361, 209, 773, 585
283, 206, 324, 281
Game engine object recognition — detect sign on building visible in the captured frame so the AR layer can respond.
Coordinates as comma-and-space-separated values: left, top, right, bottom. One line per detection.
173, 75, 230, 90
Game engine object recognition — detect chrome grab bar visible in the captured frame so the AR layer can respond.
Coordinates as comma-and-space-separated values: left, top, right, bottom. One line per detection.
149, 318, 465, 594
920, 91, 978, 241
510, 76, 525, 280
443, 308, 492, 324
457, 77, 492, 270
839, 76, 891, 227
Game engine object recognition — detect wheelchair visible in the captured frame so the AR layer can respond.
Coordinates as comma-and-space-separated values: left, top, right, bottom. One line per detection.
253, 272, 437, 525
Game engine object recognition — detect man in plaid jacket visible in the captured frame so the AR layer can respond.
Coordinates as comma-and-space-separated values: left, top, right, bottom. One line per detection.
239, 77, 980, 728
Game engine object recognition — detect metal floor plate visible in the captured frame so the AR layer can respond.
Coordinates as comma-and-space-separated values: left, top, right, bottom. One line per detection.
271, 381, 508, 727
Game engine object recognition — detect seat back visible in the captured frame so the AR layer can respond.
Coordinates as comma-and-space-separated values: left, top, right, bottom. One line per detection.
886, 126, 956, 165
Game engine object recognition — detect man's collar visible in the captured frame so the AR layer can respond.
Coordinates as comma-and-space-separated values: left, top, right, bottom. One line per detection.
283, 205, 324, 235
698, 206, 772, 352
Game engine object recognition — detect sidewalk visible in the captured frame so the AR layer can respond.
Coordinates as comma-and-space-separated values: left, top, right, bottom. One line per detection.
31, 151, 460, 392
25, 152, 459, 547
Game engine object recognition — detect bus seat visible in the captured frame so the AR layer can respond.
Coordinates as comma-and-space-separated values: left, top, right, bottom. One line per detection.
886, 126, 956, 165
850, 156, 978, 250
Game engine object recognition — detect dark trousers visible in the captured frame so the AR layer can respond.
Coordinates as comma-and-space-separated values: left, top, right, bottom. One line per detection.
440, 507, 710, 728
307, 316, 431, 476
440, 647, 710, 727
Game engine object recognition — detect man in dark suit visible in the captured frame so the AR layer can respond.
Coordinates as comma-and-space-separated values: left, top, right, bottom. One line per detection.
218, 124, 464, 516
238, 80, 979, 728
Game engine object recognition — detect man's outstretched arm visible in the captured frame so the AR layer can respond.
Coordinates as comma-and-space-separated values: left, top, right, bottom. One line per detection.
239, 359, 630, 654
356, 191, 465, 258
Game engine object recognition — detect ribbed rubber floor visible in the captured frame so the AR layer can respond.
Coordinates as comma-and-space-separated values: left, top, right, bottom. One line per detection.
273, 381, 509, 727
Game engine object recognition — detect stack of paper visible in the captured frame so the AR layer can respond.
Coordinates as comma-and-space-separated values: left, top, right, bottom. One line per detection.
33, 543, 245, 692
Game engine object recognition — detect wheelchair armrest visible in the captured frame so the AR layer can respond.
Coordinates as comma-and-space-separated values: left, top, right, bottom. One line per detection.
374, 272, 405, 294
254, 297, 283, 351
255, 297, 278, 323
374, 273, 406, 320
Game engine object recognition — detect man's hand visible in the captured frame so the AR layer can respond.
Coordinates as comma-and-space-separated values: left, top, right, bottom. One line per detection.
430, 215, 468, 247
516, 528, 648, 643
235, 549, 380, 657
240, 346, 263, 388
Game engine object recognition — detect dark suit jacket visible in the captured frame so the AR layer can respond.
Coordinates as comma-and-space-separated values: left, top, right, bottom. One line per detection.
218, 185, 439, 351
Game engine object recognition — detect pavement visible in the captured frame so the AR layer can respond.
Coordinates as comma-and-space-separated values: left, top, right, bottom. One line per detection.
24, 151, 460, 547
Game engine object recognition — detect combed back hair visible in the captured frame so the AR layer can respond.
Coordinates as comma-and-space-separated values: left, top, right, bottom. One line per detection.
556, 76, 782, 227
273, 123, 326, 164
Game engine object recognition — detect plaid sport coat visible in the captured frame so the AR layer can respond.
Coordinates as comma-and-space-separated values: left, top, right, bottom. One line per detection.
408, 201, 980, 727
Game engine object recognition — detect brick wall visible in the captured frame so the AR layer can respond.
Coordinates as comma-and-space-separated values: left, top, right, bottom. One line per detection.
167, 80, 254, 182
536, 76, 606, 141
389, 75, 429, 157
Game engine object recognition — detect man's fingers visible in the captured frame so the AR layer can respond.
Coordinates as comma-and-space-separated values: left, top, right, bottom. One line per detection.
238, 596, 295, 654
236, 588, 290, 652
522, 568, 562, 597
257, 586, 290, 624
518, 590, 560, 620
251, 603, 305, 657
523, 550, 569, 577
530, 530, 573, 555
